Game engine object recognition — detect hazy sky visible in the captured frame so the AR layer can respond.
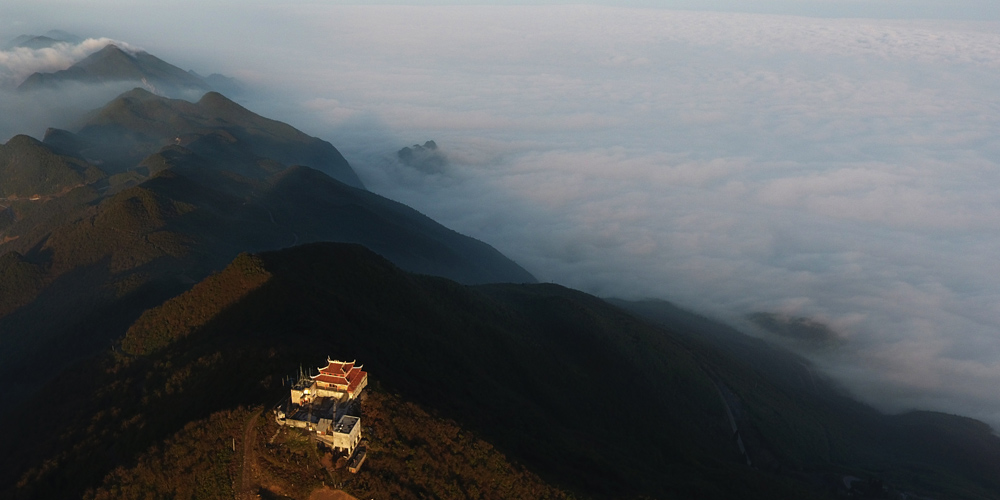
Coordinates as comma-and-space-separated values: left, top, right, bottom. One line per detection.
3, 2, 1000, 427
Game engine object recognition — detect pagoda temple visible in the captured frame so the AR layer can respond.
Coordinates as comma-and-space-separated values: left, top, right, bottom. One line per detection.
312, 358, 368, 400
277, 357, 370, 469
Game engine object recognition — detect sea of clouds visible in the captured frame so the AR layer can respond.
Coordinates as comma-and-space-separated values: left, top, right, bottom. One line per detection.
3, 5, 1000, 427
256, 6, 1000, 427
0, 36, 143, 141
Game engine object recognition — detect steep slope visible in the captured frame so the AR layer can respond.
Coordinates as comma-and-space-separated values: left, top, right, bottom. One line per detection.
260, 165, 536, 284
17, 44, 210, 95
0, 134, 104, 197
9, 244, 1000, 499
611, 299, 1000, 500
0, 90, 533, 422
0, 243, 826, 500
77, 88, 364, 188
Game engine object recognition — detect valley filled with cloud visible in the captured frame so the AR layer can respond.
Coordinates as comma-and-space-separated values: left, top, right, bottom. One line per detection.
3, 4, 1000, 427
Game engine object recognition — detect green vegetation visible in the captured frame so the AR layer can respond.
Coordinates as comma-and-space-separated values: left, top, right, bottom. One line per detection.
82, 390, 569, 500
0, 89, 534, 424
123, 253, 271, 355
4, 87, 1000, 500
2, 243, 828, 500
86, 408, 247, 500
78, 87, 363, 188
282, 389, 571, 499
0, 251, 45, 316
0, 134, 103, 198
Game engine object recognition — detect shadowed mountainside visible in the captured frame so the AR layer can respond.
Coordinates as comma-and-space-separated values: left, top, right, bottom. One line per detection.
75, 87, 363, 188
0, 89, 534, 424
0, 243, 820, 500
4, 30, 83, 50
7, 243, 1000, 499
610, 298, 1000, 500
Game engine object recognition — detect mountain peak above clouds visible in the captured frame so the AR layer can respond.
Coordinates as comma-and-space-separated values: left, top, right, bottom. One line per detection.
78, 88, 365, 189
18, 43, 209, 95
14, 41, 242, 100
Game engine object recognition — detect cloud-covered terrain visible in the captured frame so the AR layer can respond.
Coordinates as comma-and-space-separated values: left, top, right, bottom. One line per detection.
268, 7, 1000, 427
3, 5, 1000, 427
0, 36, 139, 87
0, 36, 143, 140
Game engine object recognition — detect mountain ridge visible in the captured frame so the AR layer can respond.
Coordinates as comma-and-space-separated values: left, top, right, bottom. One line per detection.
77, 88, 365, 188
7, 242, 1000, 499
17, 43, 212, 95
0, 88, 535, 427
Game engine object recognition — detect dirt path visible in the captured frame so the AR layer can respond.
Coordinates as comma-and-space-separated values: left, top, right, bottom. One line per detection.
308, 487, 359, 500
238, 408, 263, 500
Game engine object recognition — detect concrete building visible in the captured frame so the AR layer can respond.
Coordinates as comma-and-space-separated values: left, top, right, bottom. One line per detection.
276, 357, 368, 470
319, 415, 362, 456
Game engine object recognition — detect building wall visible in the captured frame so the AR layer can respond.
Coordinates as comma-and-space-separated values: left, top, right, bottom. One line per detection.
291, 381, 317, 404
320, 415, 362, 456
316, 388, 347, 399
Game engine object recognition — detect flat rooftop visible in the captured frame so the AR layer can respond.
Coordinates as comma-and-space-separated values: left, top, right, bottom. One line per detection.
287, 396, 338, 422
333, 415, 359, 435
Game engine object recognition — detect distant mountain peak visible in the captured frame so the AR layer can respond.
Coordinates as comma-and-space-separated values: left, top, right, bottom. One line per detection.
16, 42, 222, 98
79, 89, 365, 189
3, 30, 82, 50
113, 86, 160, 103
196, 90, 247, 115
82, 43, 131, 61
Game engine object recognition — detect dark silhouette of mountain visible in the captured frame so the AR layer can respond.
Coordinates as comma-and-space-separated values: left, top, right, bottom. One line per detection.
0, 89, 534, 425
8, 35, 61, 50
611, 298, 1000, 499
4, 244, 999, 499
4, 30, 82, 50
16, 43, 236, 97
398, 139, 448, 173
2, 45, 996, 499
77, 88, 364, 188
190, 70, 244, 97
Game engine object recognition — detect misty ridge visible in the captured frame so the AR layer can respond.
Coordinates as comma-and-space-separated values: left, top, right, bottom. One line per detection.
2, 5, 1000, 431
4, 8, 1000, 500
261, 6, 1000, 429
0, 32, 243, 143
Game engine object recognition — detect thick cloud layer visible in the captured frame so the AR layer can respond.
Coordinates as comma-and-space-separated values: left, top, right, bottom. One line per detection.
0, 37, 143, 141
0, 37, 139, 87
3, 6, 1000, 427
266, 7, 1000, 427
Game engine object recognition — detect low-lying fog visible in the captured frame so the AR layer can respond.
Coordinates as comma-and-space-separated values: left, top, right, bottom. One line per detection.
3, 4, 1000, 428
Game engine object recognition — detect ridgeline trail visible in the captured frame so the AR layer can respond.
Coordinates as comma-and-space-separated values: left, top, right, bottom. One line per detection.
239, 408, 262, 500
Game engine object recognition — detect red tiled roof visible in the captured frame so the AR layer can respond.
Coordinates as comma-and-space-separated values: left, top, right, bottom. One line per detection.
319, 359, 360, 376
311, 359, 366, 394
314, 374, 349, 385
319, 362, 347, 375
347, 371, 367, 393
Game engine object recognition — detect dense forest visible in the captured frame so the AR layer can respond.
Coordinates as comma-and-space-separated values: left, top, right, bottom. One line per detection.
5, 243, 999, 499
